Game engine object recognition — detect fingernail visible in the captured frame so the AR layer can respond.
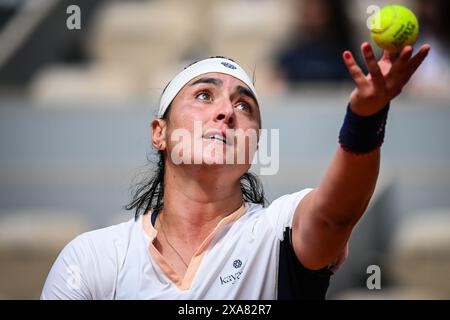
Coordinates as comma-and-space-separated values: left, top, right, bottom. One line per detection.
364, 43, 371, 52
344, 51, 351, 59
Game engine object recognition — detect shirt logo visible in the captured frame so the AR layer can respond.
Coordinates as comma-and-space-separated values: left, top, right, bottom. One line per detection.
233, 259, 242, 268
219, 259, 244, 285
221, 62, 237, 70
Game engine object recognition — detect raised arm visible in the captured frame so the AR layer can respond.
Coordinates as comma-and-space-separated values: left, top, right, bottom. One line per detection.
292, 42, 430, 270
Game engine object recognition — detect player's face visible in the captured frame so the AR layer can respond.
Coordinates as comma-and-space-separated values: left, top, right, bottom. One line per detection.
163, 72, 261, 172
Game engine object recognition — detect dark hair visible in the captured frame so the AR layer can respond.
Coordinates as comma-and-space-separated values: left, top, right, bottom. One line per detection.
125, 102, 266, 220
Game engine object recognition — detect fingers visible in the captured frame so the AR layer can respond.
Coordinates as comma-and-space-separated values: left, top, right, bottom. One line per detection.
382, 50, 394, 62
361, 42, 384, 87
343, 42, 431, 99
382, 45, 412, 67
388, 45, 414, 74
386, 44, 430, 85
343, 50, 366, 87
398, 45, 414, 63
405, 44, 431, 80
382, 48, 402, 62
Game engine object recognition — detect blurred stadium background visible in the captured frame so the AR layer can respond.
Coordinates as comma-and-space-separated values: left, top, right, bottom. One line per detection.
0, 0, 449, 299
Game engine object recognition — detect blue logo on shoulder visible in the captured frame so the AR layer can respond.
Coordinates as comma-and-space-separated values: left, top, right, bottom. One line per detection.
221, 62, 237, 70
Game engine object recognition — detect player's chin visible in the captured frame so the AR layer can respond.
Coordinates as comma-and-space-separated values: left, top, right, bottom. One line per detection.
200, 154, 234, 166
200, 161, 251, 179
198, 153, 251, 167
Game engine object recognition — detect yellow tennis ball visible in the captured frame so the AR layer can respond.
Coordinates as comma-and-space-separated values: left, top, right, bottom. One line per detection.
370, 5, 419, 52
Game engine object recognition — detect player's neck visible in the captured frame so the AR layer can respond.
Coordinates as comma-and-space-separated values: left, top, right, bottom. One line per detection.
161, 165, 244, 246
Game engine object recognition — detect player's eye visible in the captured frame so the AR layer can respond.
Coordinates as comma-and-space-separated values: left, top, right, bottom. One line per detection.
235, 101, 251, 112
195, 91, 212, 101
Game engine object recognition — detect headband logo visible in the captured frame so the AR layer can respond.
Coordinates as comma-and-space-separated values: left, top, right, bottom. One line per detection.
221, 62, 237, 70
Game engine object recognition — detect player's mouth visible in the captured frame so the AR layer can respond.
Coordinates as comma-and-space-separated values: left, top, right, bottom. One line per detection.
203, 130, 232, 145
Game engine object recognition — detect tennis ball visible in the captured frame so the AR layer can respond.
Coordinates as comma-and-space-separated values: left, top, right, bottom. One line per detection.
370, 5, 419, 52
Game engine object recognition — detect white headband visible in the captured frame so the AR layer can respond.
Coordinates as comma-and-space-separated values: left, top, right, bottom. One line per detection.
157, 58, 258, 118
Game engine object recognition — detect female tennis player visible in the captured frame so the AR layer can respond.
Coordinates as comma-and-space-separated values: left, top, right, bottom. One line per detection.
41, 42, 430, 299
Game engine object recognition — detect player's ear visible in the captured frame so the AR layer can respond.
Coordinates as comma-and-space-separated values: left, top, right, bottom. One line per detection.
151, 119, 167, 151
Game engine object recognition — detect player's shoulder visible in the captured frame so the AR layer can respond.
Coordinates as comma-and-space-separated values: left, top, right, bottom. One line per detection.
249, 188, 313, 216
42, 218, 139, 300
269, 188, 314, 209
244, 188, 314, 216
67, 216, 139, 259
248, 188, 314, 240
80, 216, 137, 241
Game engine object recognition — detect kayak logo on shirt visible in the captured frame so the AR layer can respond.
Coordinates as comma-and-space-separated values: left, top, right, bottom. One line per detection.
219, 260, 244, 285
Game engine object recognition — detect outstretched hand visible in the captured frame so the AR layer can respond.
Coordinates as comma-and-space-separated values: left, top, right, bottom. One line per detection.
343, 42, 431, 116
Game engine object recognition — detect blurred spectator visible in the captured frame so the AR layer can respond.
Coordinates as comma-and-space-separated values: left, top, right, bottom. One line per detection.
408, 0, 450, 96
274, 0, 354, 85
